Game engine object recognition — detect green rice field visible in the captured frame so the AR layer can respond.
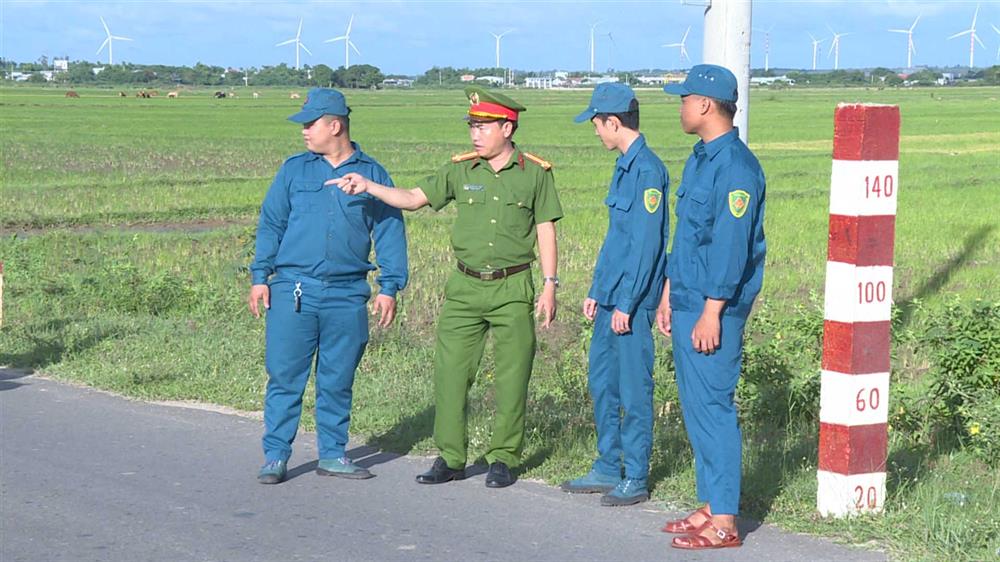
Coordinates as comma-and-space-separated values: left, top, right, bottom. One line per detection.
1, 85, 998, 560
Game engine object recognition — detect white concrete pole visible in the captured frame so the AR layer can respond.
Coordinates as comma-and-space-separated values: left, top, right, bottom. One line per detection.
702, 0, 752, 144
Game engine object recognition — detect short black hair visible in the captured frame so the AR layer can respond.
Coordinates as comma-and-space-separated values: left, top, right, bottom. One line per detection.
595, 98, 640, 131
322, 114, 350, 134
708, 97, 737, 120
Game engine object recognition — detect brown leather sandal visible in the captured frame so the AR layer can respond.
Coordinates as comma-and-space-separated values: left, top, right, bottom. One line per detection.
670, 521, 742, 550
661, 507, 710, 534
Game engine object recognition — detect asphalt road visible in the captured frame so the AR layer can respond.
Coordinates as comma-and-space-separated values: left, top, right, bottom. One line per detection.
0, 369, 885, 562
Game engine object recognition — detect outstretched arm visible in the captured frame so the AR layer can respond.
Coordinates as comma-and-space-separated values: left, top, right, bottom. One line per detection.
328, 173, 430, 211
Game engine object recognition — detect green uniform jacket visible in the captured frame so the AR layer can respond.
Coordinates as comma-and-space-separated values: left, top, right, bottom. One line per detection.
419, 145, 563, 270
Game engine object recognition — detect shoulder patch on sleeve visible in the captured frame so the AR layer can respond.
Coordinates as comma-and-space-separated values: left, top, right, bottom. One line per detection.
451, 151, 479, 163
643, 188, 662, 213
522, 152, 553, 170
728, 189, 750, 218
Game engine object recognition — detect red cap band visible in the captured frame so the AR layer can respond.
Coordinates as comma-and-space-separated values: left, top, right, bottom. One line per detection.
468, 101, 518, 121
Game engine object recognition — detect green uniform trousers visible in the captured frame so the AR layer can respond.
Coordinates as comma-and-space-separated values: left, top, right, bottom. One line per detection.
433, 269, 536, 470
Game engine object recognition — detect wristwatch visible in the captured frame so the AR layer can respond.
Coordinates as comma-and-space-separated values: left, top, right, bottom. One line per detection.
543, 276, 560, 288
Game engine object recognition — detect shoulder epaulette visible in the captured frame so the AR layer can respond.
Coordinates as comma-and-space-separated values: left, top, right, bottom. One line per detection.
522, 152, 553, 170
451, 151, 479, 163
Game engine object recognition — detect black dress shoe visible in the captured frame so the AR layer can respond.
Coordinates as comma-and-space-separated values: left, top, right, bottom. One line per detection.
485, 461, 516, 488
415, 457, 466, 484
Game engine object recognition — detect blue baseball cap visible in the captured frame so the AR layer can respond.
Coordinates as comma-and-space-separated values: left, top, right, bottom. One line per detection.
663, 64, 738, 102
287, 87, 351, 123
574, 83, 636, 123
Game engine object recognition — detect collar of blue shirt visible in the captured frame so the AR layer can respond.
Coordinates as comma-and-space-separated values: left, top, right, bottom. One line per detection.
303, 141, 372, 167
616, 133, 647, 171
693, 127, 740, 161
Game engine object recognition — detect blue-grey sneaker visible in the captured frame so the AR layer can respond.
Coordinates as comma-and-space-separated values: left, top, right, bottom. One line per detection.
316, 457, 373, 480
560, 469, 620, 494
257, 459, 287, 485
601, 478, 649, 506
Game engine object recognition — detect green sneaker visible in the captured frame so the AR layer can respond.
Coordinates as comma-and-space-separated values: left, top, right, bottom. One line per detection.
316, 457, 374, 480
257, 459, 288, 485
560, 469, 620, 494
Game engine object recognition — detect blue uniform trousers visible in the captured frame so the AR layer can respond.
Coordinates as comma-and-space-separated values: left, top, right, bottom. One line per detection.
262, 276, 369, 463
670, 309, 746, 515
588, 305, 656, 480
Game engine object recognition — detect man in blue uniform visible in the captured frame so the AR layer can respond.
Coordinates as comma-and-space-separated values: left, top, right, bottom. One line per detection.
656, 65, 765, 549
248, 88, 408, 484
560, 83, 669, 507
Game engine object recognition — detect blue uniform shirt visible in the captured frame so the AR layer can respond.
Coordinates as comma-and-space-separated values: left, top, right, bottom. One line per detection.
588, 134, 670, 315
250, 142, 408, 297
667, 128, 765, 318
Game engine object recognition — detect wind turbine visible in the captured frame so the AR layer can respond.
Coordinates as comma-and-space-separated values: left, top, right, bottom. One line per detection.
808, 33, 825, 70
96, 16, 132, 65
827, 26, 851, 70
993, 24, 1000, 62
663, 26, 691, 66
889, 15, 921, 69
948, 4, 985, 68
325, 15, 361, 69
589, 22, 603, 73
490, 29, 513, 69
276, 18, 312, 70
754, 25, 774, 72
603, 31, 617, 71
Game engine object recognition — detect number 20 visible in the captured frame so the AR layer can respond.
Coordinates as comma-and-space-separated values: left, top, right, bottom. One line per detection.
854, 485, 878, 509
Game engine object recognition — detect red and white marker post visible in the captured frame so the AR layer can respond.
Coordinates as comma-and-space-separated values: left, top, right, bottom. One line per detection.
817, 103, 900, 517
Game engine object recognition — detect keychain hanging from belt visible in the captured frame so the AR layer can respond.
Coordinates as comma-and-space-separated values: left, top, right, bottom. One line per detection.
293, 281, 302, 313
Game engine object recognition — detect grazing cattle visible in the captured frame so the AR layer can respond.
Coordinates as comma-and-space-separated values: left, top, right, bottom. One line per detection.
136, 90, 151, 98
253, 92, 260, 100
289, 92, 301, 99
214, 91, 226, 99
167, 91, 179, 98
65, 91, 80, 98
118, 91, 127, 97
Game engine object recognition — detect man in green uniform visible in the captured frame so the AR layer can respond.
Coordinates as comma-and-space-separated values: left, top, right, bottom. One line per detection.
331, 86, 562, 488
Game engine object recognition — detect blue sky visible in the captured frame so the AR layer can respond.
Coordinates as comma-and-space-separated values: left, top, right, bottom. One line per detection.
2, 1, 999, 74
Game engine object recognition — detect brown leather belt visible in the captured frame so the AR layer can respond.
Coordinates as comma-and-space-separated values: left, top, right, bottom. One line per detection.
457, 261, 531, 281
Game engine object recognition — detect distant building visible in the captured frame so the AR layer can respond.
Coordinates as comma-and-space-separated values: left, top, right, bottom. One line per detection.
92, 67, 105, 75
53, 58, 69, 72
476, 75, 504, 86
580, 75, 620, 85
524, 76, 553, 89
382, 78, 413, 88
635, 75, 666, 85
750, 75, 795, 86
459, 74, 475, 82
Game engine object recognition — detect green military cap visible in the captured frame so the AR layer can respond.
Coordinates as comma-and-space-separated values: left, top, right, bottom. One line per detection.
464, 85, 526, 121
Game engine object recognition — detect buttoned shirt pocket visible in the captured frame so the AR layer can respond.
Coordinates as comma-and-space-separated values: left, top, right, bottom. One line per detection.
457, 189, 487, 207
289, 181, 325, 214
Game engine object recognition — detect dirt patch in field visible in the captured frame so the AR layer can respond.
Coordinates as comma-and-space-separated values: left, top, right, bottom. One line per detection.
1, 218, 254, 238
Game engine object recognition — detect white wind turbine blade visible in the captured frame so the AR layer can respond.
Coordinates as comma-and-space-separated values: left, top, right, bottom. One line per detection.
300, 43, 313, 56
113, 35, 132, 41
681, 26, 690, 43
346, 14, 354, 35
888, 29, 909, 34
296, 18, 303, 40
100, 16, 111, 36
948, 29, 972, 40
828, 37, 837, 57
324, 35, 348, 43
992, 23, 1000, 35
910, 38, 917, 55
910, 14, 922, 32
974, 33, 986, 49
276, 38, 297, 46
971, 4, 980, 29
97, 37, 110, 54
349, 41, 360, 56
